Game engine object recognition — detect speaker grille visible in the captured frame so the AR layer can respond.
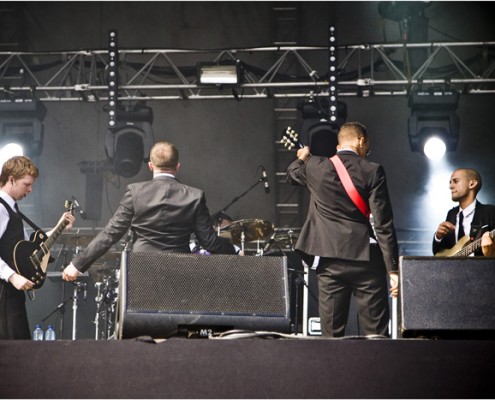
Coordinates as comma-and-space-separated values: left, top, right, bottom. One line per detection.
126, 252, 288, 316
400, 256, 495, 335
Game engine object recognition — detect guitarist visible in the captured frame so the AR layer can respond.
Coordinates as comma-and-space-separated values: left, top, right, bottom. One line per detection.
433, 168, 495, 257
0, 156, 75, 340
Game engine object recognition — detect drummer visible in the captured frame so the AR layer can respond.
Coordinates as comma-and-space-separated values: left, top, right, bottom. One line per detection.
190, 211, 241, 254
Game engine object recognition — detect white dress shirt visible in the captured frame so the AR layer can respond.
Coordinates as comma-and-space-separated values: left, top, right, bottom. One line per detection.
0, 191, 29, 282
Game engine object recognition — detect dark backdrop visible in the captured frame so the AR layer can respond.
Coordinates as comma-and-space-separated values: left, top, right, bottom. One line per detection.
1, 1, 494, 338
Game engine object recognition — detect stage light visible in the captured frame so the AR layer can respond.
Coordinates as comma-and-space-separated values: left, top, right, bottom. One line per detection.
0, 99, 47, 158
423, 136, 447, 161
297, 98, 346, 157
105, 104, 154, 178
408, 89, 459, 159
197, 61, 242, 86
328, 24, 338, 124
107, 29, 119, 129
307, 121, 339, 158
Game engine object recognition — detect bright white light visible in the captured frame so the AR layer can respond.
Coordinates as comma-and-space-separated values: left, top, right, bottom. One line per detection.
0, 143, 24, 170
423, 137, 446, 160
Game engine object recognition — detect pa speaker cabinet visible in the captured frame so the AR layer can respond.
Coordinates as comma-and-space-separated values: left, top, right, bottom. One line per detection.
400, 256, 495, 338
116, 252, 291, 339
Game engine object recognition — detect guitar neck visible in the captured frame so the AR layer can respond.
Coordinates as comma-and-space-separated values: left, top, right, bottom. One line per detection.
456, 228, 495, 257
43, 219, 68, 251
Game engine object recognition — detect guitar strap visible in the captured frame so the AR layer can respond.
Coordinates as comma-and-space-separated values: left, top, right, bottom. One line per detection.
329, 155, 370, 219
0, 198, 46, 235
17, 210, 47, 236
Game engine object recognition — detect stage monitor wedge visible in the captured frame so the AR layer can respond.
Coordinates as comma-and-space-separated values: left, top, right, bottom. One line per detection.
116, 252, 291, 339
399, 256, 495, 338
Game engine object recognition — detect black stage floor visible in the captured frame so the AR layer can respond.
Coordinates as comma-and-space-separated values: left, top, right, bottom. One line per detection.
1, 336, 494, 399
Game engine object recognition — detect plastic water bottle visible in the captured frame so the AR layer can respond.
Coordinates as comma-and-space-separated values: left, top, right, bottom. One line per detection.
44, 325, 56, 341
33, 324, 44, 341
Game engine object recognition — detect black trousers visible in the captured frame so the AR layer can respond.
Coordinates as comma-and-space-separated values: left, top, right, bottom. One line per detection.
0, 281, 31, 340
316, 245, 390, 337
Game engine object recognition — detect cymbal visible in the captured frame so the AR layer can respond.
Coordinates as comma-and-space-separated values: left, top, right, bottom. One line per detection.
58, 232, 95, 247
220, 219, 274, 244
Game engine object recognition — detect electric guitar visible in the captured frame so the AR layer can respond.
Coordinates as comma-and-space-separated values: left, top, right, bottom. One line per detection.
13, 201, 74, 289
436, 228, 495, 257
281, 127, 304, 151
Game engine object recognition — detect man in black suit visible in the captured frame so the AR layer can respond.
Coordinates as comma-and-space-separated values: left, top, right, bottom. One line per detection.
433, 168, 495, 257
287, 121, 399, 337
62, 141, 236, 280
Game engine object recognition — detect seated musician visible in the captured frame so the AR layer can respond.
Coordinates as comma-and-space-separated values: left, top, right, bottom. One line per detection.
433, 168, 495, 257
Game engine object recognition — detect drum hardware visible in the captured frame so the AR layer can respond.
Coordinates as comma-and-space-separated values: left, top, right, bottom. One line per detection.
220, 219, 274, 245
45, 269, 90, 339
93, 268, 120, 340
71, 281, 88, 340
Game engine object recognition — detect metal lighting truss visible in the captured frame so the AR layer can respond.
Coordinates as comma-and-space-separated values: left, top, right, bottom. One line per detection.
0, 41, 494, 102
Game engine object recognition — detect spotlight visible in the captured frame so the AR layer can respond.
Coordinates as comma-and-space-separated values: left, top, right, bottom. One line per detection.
105, 104, 154, 178
408, 89, 459, 158
423, 135, 447, 161
0, 98, 47, 158
197, 61, 242, 86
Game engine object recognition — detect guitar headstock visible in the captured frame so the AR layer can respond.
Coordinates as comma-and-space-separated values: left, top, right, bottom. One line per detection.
281, 127, 303, 151
64, 200, 75, 215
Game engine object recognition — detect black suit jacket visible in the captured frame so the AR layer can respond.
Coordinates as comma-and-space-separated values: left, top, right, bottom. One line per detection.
432, 201, 495, 255
73, 175, 235, 272
287, 151, 399, 273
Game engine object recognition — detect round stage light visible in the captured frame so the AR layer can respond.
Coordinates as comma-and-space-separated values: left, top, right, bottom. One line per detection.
423, 136, 446, 160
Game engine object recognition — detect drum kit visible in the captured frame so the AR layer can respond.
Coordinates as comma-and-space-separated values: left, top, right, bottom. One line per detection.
47, 220, 299, 340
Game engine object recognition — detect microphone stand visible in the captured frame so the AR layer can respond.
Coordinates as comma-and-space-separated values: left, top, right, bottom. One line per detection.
41, 296, 73, 338
215, 176, 265, 217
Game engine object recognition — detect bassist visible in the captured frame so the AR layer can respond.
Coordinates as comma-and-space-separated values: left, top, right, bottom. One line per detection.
433, 168, 495, 257
0, 156, 75, 340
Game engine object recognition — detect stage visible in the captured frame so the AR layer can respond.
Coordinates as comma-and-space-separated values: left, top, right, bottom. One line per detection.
1, 336, 494, 399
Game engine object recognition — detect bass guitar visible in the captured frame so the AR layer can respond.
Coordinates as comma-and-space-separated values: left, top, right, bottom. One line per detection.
13, 201, 74, 289
436, 228, 495, 257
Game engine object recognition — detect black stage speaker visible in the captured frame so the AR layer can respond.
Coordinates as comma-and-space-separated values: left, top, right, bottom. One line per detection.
116, 252, 291, 339
400, 256, 495, 338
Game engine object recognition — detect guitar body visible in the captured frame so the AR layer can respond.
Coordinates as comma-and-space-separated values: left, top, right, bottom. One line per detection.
13, 231, 52, 289
13, 201, 73, 290
436, 229, 495, 257
435, 236, 471, 257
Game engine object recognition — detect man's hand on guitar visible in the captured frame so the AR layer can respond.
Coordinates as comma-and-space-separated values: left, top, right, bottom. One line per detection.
46, 212, 76, 237
62, 263, 80, 282
435, 221, 455, 241
8, 273, 34, 291
296, 146, 311, 162
481, 231, 495, 257
60, 212, 76, 231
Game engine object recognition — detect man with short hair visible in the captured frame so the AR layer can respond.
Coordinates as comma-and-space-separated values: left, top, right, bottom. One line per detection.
0, 156, 75, 339
287, 122, 399, 338
63, 141, 236, 280
433, 168, 495, 257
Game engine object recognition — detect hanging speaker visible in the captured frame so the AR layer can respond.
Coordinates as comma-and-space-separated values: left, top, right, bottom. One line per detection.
400, 256, 495, 338
116, 252, 291, 339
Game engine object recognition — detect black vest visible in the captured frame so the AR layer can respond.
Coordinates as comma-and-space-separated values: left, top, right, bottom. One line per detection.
0, 197, 25, 271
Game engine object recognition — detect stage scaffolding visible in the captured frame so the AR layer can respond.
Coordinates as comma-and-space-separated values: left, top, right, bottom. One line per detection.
0, 41, 494, 102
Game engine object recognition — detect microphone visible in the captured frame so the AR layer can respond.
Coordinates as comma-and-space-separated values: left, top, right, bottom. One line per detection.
261, 167, 270, 194
71, 196, 87, 220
